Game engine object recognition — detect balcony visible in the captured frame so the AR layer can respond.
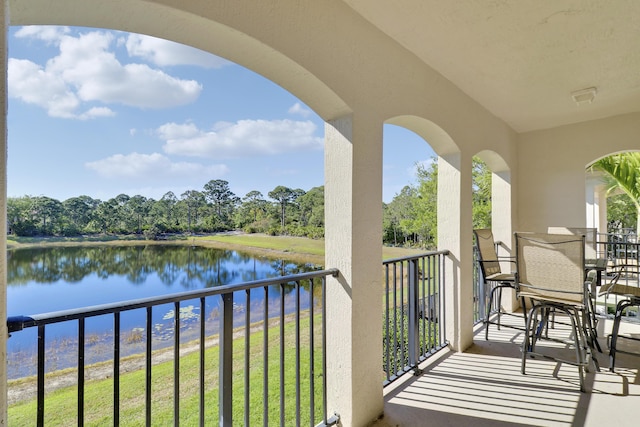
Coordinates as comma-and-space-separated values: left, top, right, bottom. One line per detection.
6, 246, 640, 426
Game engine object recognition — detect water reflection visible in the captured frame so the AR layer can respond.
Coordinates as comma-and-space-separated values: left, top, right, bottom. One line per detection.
8, 245, 318, 289
7, 245, 322, 379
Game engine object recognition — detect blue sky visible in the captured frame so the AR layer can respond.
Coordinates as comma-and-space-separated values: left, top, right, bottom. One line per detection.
7, 26, 435, 203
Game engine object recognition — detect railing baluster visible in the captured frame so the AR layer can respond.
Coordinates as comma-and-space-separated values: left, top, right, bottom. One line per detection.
400, 262, 405, 371
408, 260, 419, 372
219, 293, 233, 427
420, 257, 426, 357
279, 283, 285, 427
146, 306, 152, 427
427, 256, 432, 353
37, 324, 45, 426
321, 276, 328, 425
78, 317, 85, 426
295, 280, 301, 427
263, 285, 269, 427
309, 278, 315, 427
245, 289, 250, 427
199, 297, 205, 427
114, 311, 120, 425
174, 301, 180, 425
440, 254, 446, 345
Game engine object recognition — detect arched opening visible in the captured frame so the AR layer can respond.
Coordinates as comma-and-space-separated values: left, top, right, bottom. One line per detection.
7, 25, 329, 239
381, 123, 437, 249
472, 150, 516, 319
0, 12, 360, 424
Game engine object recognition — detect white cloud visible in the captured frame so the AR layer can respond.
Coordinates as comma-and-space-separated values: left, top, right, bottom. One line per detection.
85, 152, 229, 180
9, 27, 203, 119
288, 102, 312, 118
125, 33, 231, 68
15, 26, 70, 43
158, 119, 323, 158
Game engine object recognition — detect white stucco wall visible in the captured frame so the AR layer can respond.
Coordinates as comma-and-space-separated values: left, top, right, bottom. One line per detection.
518, 113, 640, 233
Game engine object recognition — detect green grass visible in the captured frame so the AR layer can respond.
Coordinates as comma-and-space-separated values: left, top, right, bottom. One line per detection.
198, 233, 425, 261
197, 233, 326, 256
9, 314, 324, 426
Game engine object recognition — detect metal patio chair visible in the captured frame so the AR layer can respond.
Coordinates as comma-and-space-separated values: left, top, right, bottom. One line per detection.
515, 232, 599, 392
474, 229, 526, 340
599, 266, 640, 371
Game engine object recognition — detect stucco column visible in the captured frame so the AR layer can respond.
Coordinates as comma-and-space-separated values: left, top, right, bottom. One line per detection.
438, 152, 473, 352
586, 174, 607, 234
597, 186, 607, 238
0, 2, 8, 424
324, 114, 383, 427
492, 169, 517, 311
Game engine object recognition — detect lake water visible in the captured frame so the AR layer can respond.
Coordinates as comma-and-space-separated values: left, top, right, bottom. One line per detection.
7, 245, 321, 378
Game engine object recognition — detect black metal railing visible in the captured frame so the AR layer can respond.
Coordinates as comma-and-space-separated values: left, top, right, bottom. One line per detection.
596, 234, 640, 320
7, 269, 340, 427
382, 251, 449, 385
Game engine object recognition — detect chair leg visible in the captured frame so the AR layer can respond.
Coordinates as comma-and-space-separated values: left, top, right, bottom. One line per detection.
566, 307, 587, 392
485, 282, 502, 340
520, 296, 527, 326
497, 286, 503, 330
609, 299, 632, 372
522, 305, 538, 375
485, 283, 495, 340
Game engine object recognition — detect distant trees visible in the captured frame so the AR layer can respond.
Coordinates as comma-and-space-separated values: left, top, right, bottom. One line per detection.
383, 156, 492, 249
7, 181, 325, 240
268, 186, 304, 228
590, 152, 640, 233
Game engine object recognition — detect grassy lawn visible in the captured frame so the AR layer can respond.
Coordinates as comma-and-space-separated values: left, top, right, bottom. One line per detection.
9, 314, 324, 426
198, 233, 426, 262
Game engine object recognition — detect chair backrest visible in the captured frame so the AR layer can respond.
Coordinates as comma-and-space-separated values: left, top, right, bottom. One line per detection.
547, 226, 597, 259
473, 229, 501, 278
515, 232, 586, 303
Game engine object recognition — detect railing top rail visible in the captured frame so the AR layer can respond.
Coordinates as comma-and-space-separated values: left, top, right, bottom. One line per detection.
7, 268, 339, 332
382, 250, 450, 265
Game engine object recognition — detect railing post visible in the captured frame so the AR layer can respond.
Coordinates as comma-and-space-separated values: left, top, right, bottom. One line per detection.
408, 259, 421, 374
219, 292, 233, 427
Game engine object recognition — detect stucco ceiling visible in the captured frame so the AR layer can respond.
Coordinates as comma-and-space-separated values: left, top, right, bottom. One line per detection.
343, 0, 640, 133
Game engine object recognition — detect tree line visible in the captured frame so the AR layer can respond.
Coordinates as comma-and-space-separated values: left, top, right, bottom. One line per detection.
8, 180, 325, 240
9, 157, 495, 247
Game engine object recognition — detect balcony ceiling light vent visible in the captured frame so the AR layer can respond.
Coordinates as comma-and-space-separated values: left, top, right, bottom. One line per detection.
571, 87, 597, 105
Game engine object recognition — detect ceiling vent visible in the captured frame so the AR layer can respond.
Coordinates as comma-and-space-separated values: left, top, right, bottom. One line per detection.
571, 87, 597, 105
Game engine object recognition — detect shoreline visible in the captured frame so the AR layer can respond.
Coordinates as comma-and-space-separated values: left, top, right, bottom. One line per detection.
7, 232, 326, 266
